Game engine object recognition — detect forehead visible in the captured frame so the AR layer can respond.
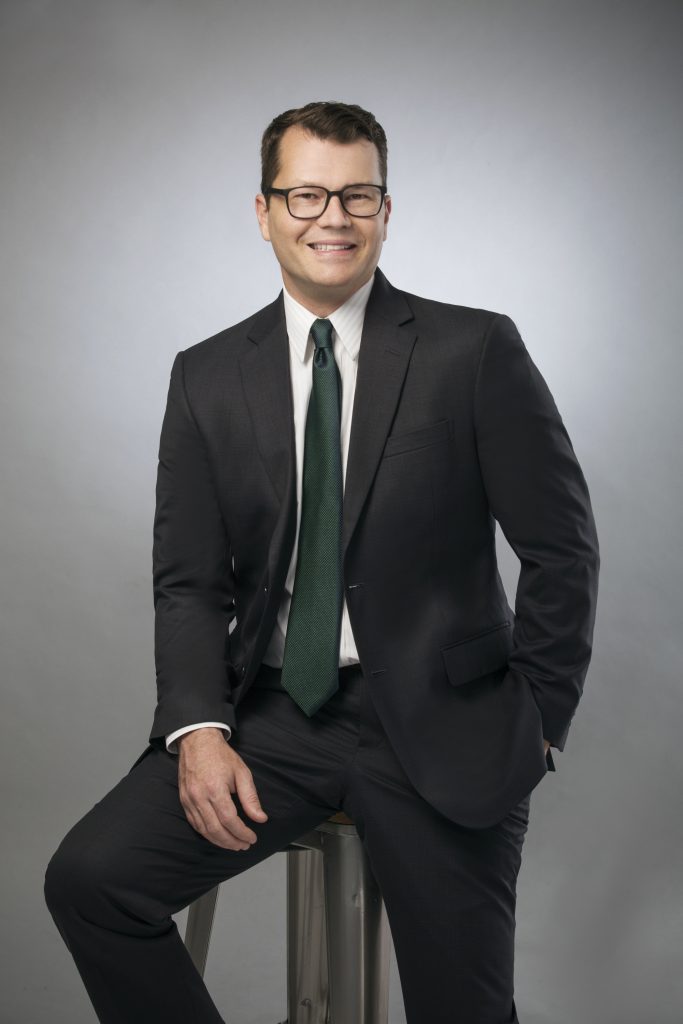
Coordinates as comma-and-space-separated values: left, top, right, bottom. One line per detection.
275, 125, 381, 187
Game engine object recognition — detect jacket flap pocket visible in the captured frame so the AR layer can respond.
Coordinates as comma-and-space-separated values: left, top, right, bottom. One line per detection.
441, 622, 512, 687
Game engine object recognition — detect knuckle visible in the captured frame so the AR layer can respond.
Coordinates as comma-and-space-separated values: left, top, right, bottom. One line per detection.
217, 813, 238, 832
179, 794, 195, 816
208, 784, 229, 801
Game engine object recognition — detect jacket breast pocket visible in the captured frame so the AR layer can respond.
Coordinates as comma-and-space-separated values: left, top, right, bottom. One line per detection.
383, 418, 451, 458
441, 621, 512, 687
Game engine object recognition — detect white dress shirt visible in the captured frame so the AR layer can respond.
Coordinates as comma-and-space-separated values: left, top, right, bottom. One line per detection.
165, 274, 374, 753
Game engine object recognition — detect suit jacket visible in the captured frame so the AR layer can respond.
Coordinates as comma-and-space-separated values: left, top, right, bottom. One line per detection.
148, 268, 599, 828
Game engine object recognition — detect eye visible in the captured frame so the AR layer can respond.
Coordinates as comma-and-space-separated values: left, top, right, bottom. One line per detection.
291, 188, 325, 203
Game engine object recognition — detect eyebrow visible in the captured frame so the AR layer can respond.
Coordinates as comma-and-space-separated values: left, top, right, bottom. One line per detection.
283, 181, 376, 188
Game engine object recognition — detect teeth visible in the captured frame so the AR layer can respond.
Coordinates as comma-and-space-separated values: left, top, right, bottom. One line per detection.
311, 244, 353, 251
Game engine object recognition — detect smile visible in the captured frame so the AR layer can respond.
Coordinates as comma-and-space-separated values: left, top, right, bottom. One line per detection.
308, 243, 356, 251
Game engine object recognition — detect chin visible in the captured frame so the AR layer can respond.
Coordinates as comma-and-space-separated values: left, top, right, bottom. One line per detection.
316, 267, 364, 290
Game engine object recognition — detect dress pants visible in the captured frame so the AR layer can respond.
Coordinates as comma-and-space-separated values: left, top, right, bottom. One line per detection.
44, 663, 531, 1024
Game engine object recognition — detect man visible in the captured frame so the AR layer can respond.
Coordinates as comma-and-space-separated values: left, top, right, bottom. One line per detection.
45, 101, 599, 1023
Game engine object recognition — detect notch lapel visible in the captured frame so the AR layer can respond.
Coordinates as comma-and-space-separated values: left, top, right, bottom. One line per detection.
240, 296, 297, 585
240, 294, 294, 507
342, 270, 416, 556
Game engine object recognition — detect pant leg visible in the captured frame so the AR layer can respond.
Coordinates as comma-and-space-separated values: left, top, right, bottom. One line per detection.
343, 679, 530, 1024
43, 682, 362, 1024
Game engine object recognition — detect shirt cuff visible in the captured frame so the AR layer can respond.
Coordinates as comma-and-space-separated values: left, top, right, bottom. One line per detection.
165, 722, 232, 755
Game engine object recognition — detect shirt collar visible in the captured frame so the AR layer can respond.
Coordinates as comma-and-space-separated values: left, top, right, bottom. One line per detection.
282, 273, 375, 364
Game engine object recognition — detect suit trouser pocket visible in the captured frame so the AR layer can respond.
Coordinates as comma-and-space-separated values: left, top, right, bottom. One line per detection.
488, 791, 532, 852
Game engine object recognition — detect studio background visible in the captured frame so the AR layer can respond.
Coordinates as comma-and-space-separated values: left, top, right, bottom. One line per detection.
1, 1, 681, 1022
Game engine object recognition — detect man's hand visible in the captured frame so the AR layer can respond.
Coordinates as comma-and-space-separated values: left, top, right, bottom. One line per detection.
543, 739, 551, 755
177, 728, 268, 850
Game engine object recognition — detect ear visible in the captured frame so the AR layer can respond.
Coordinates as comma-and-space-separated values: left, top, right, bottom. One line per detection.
255, 194, 271, 242
382, 194, 392, 241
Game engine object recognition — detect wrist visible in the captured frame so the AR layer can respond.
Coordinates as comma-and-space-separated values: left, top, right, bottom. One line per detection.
177, 727, 227, 751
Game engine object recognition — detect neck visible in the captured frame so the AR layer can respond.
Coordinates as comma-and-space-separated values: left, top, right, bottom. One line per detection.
282, 272, 374, 318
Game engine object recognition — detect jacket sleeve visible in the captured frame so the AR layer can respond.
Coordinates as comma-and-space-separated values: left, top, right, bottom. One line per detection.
149, 351, 236, 749
473, 314, 600, 750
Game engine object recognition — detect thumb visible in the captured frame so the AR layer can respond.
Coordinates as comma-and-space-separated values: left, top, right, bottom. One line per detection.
237, 768, 268, 822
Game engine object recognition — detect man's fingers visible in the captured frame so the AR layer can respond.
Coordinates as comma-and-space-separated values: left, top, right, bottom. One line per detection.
235, 765, 269, 823
210, 794, 259, 845
203, 800, 254, 849
177, 741, 267, 849
183, 795, 253, 851
183, 784, 260, 847
179, 778, 252, 849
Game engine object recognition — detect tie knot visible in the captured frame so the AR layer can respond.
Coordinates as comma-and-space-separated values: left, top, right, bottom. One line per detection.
311, 319, 334, 351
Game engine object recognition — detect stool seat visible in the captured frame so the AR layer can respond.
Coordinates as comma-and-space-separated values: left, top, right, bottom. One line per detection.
326, 811, 354, 825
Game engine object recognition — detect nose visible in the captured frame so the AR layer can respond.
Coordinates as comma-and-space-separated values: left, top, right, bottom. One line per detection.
316, 194, 352, 229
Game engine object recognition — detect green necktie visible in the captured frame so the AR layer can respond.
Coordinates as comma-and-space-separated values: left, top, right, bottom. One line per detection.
280, 318, 344, 716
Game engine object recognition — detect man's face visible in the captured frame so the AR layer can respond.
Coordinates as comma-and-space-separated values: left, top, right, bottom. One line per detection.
255, 125, 391, 315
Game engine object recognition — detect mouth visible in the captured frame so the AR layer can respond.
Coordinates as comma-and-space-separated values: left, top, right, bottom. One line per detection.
307, 242, 357, 252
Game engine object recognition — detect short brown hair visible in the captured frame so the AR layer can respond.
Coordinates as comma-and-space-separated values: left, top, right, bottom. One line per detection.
260, 101, 388, 195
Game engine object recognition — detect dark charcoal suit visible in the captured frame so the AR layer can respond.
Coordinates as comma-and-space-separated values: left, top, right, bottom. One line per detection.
45, 269, 599, 1023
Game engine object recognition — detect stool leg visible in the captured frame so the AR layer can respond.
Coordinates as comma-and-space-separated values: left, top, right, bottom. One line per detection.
287, 848, 330, 1024
321, 831, 390, 1024
185, 885, 221, 978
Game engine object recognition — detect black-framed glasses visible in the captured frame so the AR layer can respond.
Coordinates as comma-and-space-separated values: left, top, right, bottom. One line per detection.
264, 183, 387, 219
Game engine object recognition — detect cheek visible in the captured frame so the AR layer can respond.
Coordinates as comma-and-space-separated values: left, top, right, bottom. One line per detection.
268, 216, 305, 252
366, 226, 385, 252
288, 233, 310, 256
272, 232, 302, 262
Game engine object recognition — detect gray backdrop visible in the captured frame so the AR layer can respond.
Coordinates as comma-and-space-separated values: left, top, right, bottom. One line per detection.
1, 1, 681, 1021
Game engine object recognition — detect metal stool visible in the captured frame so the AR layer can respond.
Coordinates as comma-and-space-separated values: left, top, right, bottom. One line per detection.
184, 812, 390, 1024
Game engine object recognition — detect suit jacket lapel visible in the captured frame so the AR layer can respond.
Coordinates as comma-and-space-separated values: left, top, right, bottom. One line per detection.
240, 293, 294, 507
342, 269, 416, 556
240, 296, 298, 588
